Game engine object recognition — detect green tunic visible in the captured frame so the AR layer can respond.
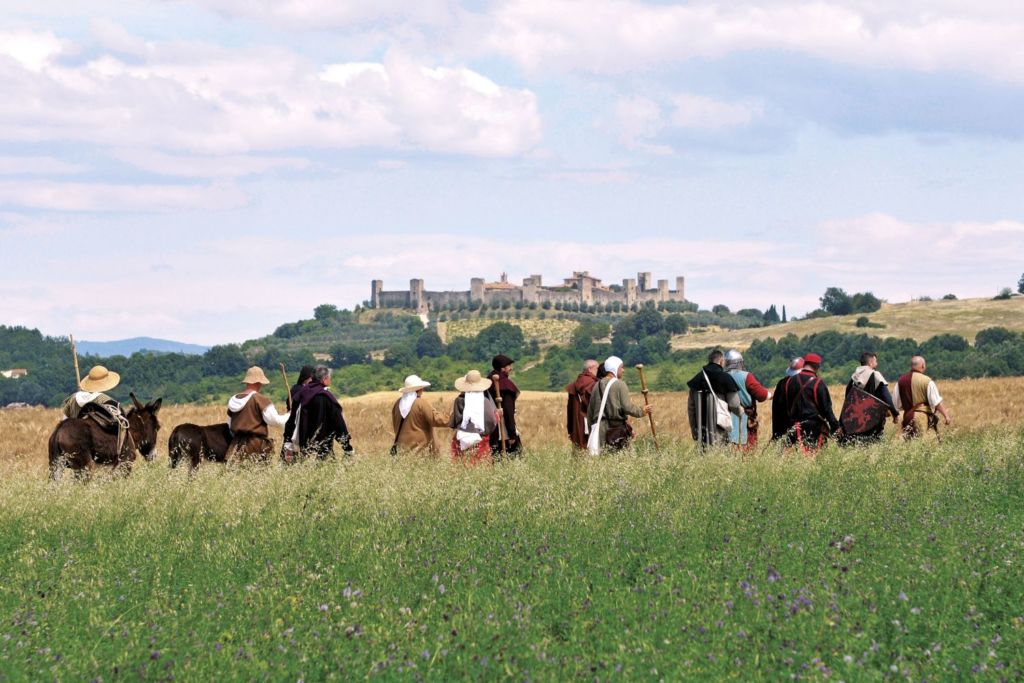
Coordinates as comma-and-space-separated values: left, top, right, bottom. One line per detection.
586, 377, 646, 446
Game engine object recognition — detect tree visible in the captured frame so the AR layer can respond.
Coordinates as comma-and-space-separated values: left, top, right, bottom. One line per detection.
851, 292, 882, 313
313, 303, 340, 322
1018, 272, 1024, 294
472, 322, 526, 362
414, 330, 445, 358
330, 343, 367, 367
202, 344, 249, 376
664, 314, 689, 335
782, 305, 787, 322
763, 304, 780, 324
994, 287, 1013, 300
820, 287, 853, 316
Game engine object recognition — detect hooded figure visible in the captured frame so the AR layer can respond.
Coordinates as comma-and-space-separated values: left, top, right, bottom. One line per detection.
282, 365, 315, 462
487, 354, 523, 456
290, 365, 352, 459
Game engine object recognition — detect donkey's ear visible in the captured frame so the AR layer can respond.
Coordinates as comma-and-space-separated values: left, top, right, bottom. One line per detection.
129, 392, 144, 410
147, 397, 163, 414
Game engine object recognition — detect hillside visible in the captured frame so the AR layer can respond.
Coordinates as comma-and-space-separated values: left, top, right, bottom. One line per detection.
76, 337, 210, 356
672, 296, 1024, 351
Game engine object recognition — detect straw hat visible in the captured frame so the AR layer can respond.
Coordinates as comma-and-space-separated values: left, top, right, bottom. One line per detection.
242, 366, 272, 385
455, 369, 492, 393
80, 365, 120, 393
400, 375, 431, 394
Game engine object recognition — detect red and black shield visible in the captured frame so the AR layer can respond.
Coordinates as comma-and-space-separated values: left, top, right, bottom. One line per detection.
840, 386, 889, 436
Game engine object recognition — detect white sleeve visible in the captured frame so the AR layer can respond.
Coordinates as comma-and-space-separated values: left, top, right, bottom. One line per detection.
262, 403, 290, 427
892, 385, 902, 411
927, 381, 942, 409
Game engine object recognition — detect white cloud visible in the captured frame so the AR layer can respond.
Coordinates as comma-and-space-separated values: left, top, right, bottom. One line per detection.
0, 29, 67, 72
0, 31, 542, 160
0, 180, 247, 212
112, 149, 310, 178
670, 94, 763, 129
189, 0, 457, 29
0, 156, 85, 175
486, 0, 1024, 82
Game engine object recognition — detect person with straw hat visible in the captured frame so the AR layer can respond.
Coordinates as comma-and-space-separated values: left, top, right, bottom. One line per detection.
61, 365, 131, 453
448, 369, 499, 464
61, 365, 124, 421
391, 374, 450, 456
226, 366, 290, 463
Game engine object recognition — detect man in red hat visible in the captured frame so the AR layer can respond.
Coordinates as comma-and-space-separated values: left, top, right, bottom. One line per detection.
771, 353, 840, 451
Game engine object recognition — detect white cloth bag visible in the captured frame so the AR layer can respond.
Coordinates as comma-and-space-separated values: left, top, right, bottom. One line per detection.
702, 370, 733, 430
586, 378, 617, 455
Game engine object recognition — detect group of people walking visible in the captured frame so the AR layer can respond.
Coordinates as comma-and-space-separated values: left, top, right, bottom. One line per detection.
60, 346, 953, 467
677, 349, 952, 453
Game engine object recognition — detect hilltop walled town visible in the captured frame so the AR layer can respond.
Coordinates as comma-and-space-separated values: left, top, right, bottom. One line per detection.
370, 271, 687, 312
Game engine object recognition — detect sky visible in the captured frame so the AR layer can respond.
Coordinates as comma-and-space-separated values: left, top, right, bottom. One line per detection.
1, 0, 1023, 345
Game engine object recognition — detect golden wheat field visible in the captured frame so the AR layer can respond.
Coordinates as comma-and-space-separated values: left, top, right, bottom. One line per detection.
2, 376, 1021, 477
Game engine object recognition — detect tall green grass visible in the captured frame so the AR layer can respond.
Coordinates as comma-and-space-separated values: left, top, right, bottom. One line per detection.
2, 433, 1022, 680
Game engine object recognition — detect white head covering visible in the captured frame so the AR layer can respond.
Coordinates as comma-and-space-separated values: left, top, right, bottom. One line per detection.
604, 356, 624, 377
398, 392, 418, 419
456, 391, 487, 450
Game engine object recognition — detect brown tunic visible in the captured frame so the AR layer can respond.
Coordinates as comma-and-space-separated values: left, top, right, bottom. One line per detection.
228, 392, 272, 436
565, 372, 598, 449
391, 396, 450, 456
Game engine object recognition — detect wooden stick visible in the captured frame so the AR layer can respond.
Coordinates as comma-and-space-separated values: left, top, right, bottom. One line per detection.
635, 364, 659, 450
70, 334, 82, 390
491, 374, 507, 456
278, 363, 291, 412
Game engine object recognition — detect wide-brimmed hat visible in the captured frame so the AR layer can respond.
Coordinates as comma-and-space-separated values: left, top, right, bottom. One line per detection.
492, 354, 515, 371
80, 365, 120, 392
400, 374, 431, 394
242, 366, 272, 385
455, 369, 492, 393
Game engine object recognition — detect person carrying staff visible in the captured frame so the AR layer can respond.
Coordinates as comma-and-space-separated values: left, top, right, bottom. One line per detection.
565, 359, 599, 450
771, 353, 840, 453
61, 364, 130, 455
449, 370, 499, 464
281, 364, 314, 463
226, 366, 290, 462
586, 356, 650, 452
391, 374, 450, 456
894, 355, 951, 439
488, 354, 523, 456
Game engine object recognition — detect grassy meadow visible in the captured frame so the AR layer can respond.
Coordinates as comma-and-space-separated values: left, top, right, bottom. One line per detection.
1, 379, 1023, 679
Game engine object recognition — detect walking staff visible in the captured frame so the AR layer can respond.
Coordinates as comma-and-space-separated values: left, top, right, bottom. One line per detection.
490, 373, 507, 457
70, 334, 82, 390
634, 364, 659, 450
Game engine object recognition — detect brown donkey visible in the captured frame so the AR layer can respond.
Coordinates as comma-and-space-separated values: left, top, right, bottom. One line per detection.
48, 393, 162, 481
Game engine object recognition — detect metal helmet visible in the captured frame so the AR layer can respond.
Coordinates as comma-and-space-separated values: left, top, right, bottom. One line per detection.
724, 349, 744, 370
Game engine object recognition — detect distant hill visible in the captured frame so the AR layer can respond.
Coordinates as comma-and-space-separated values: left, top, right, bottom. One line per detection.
77, 337, 210, 357
671, 296, 1024, 351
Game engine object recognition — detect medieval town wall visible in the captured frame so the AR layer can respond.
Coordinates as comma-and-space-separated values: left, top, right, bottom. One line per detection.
369, 272, 686, 311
